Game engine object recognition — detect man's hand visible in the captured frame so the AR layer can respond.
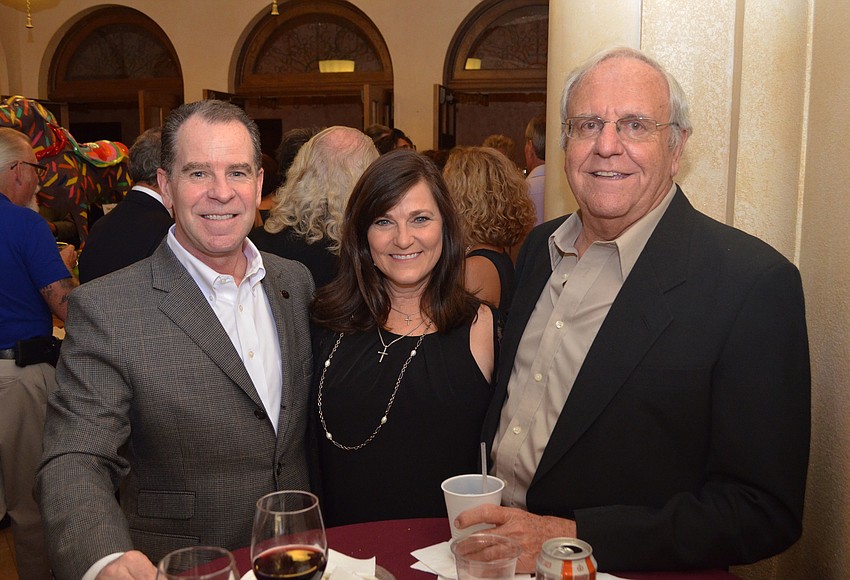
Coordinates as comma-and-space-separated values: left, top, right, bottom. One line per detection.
454, 504, 577, 573
58, 243, 77, 273
96, 551, 157, 579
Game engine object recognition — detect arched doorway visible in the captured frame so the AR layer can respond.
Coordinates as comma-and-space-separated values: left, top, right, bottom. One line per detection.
233, 0, 393, 154
440, 0, 548, 169
48, 6, 184, 144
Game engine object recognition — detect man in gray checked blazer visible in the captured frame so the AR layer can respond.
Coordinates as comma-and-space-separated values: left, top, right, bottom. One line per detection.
37, 100, 315, 580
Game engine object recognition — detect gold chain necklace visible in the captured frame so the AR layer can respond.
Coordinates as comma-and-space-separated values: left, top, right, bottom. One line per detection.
317, 321, 432, 451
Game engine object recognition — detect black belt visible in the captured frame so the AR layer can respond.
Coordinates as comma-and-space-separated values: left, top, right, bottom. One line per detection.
0, 348, 15, 359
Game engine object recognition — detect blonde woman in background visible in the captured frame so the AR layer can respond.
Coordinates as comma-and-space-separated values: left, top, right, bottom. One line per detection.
251, 126, 378, 288
482, 134, 517, 167
443, 146, 535, 315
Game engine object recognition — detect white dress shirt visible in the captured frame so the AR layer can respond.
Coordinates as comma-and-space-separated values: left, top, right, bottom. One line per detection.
166, 227, 283, 431
526, 164, 546, 225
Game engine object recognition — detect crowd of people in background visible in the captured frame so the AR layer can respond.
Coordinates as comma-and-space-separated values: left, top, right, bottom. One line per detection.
1, 46, 810, 580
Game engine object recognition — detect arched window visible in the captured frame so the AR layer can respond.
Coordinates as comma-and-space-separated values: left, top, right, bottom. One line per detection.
445, 0, 548, 92
49, 7, 182, 103
438, 0, 548, 165
48, 7, 182, 142
236, 0, 392, 96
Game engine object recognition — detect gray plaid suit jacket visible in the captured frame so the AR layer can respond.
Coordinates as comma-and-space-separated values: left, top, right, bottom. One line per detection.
37, 240, 315, 580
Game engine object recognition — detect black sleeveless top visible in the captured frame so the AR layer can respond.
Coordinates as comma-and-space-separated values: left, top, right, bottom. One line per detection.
466, 248, 515, 321
314, 324, 493, 527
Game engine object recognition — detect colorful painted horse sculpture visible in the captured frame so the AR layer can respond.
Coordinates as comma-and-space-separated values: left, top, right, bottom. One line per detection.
0, 95, 132, 243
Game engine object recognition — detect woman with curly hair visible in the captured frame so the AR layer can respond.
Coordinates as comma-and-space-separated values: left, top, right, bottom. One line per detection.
443, 146, 536, 313
251, 126, 378, 287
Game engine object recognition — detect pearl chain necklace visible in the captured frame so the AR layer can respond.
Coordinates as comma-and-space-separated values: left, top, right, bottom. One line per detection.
317, 320, 432, 451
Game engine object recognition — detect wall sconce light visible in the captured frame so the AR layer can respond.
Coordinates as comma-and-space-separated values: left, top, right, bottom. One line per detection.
464, 58, 482, 70
26, 0, 34, 28
271, 1, 280, 16
318, 60, 355, 73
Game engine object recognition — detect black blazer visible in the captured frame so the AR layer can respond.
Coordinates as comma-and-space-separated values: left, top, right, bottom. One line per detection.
483, 187, 810, 571
78, 187, 173, 283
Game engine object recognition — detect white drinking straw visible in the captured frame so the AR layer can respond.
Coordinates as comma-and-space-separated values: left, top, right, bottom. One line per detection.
480, 441, 487, 493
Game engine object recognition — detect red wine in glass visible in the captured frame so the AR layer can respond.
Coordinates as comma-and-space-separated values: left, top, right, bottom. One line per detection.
253, 544, 327, 580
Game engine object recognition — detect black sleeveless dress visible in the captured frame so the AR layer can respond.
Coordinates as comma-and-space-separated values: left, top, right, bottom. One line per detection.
466, 248, 515, 312
314, 324, 493, 527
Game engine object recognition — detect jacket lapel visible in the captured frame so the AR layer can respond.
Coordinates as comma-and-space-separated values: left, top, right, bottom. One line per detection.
482, 218, 567, 452
150, 242, 264, 409
532, 188, 694, 483
261, 266, 299, 440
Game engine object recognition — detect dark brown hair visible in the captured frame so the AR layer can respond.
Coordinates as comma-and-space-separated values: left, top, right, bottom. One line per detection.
312, 149, 478, 333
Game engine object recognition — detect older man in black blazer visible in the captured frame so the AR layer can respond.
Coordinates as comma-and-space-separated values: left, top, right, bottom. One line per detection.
456, 47, 810, 573
37, 100, 315, 580
77, 127, 173, 283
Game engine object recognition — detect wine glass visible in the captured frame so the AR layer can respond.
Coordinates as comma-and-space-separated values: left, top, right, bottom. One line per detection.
251, 490, 328, 580
156, 546, 239, 580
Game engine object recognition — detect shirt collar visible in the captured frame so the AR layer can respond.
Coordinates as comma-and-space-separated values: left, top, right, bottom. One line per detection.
166, 225, 266, 295
548, 183, 678, 279
527, 164, 545, 178
133, 185, 168, 209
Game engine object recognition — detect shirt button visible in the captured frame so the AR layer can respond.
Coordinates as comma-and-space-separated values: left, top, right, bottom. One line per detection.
555, 320, 564, 329
239, 304, 244, 312
512, 425, 522, 435
248, 350, 255, 359
534, 373, 543, 382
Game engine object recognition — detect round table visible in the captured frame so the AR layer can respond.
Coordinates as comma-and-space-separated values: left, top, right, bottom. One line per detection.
234, 517, 738, 579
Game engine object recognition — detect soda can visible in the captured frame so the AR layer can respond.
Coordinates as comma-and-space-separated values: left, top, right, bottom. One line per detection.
536, 537, 597, 580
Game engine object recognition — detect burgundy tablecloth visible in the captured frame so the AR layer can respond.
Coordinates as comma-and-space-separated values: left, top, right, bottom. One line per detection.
233, 517, 738, 579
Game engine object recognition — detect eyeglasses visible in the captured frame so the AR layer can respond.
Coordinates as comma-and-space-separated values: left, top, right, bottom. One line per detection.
11, 161, 48, 178
563, 116, 677, 142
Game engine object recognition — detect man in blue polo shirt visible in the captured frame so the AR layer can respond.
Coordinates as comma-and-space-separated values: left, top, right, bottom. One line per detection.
0, 127, 77, 579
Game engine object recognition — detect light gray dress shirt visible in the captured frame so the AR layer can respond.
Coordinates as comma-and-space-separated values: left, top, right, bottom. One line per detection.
493, 184, 677, 508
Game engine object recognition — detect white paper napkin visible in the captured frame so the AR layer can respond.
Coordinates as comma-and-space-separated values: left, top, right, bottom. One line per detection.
240, 548, 376, 580
410, 541, 629, 580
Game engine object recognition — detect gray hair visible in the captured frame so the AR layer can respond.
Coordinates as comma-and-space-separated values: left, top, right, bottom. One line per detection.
160, 100, 262, 177
128, 127, 162, 184
263, 126, 378, 254
525, 114, 546, 160
559, 47, 692, 150
0, 127, 33, 167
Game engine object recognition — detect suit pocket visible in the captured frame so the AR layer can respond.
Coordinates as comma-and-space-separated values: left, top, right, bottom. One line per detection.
137, 489, 195, 520
130, 527, 200, 562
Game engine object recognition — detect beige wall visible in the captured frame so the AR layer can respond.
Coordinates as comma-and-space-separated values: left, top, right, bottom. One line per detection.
0, 0, 480, 151
792, 1, 850, 576
1, 0, 849, 577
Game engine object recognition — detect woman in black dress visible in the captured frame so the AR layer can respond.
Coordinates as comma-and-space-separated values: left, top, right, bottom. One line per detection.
443, 146, 536, 316
311, 149, 496, 526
